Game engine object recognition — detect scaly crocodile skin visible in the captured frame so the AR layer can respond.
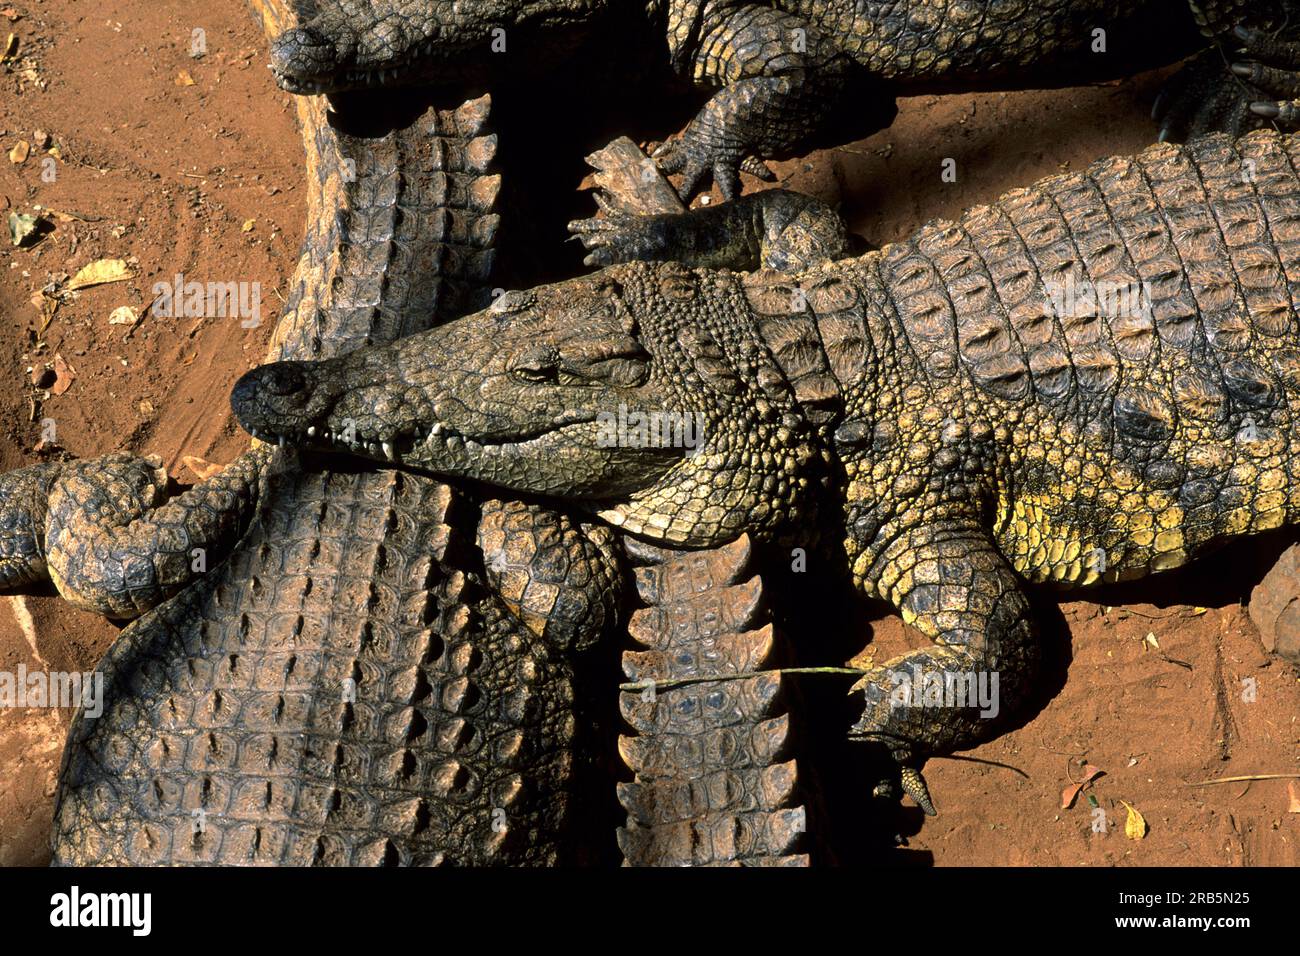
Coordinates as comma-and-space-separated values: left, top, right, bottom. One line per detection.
234, 129, 1300, 811
261, 0, 1294, 198
617, 535, 808, 866
47, 0, 619, 865
53, 468, 578, 865
0, 447, 273, 618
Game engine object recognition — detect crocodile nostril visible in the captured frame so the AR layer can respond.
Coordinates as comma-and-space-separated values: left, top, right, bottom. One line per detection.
270, 27, 338, 74
264, 363, 307, 396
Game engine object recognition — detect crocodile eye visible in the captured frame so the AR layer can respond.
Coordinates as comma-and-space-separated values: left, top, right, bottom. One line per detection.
510, 346, 560, 384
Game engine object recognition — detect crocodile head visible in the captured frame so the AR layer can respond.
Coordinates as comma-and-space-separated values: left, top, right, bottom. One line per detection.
232, 263, 823, 546
269, 0, 612, 94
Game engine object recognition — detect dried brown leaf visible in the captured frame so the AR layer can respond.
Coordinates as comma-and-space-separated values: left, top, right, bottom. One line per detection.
182, 455, 225, 481
50, 354, 75, 395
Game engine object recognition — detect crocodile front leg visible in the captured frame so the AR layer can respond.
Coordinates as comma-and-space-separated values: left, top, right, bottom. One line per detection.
570, 188, 849, 272
656, 1, 876, 200
476, 497, 624, 650
0, 448, 273, 619
1154, 8, 1300, 140
1229, 25, 1300, 129
847, 514, 1039, 816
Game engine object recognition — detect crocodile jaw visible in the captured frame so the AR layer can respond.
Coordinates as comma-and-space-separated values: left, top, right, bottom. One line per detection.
230, 356, 684, 499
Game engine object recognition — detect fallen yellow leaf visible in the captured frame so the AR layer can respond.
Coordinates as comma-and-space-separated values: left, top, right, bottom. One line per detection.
68, 258, 132, 290
1, 33, 15, 62
9, 139, 28, 164
1288, 781, 1300, 814
1120, 800, 1147, 840
175, 69, 195, 86
241, 218, 255, 232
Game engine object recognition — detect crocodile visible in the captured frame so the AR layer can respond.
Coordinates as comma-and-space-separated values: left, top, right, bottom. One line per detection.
0, 0, 818, 867
0, 0, 642, 865
262, 0, 1300, 198
234, 128, 1300, 812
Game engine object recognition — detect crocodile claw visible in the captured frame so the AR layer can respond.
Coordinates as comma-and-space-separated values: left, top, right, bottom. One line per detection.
1228, 23, 1300, 131
653, 137, 744, 202
567, 199, 667, 267
1151, 14, 1300, 141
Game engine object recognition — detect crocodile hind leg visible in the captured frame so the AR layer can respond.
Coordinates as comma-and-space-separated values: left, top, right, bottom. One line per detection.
616, 535, 808, 865
0, 448, 274, 619
848, 517, 1040, 816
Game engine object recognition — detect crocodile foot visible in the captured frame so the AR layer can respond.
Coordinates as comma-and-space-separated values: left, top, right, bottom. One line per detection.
568, 191, 676, 268
652, 126, 751, 202
1230, 25, 1300, 129
1153, 45, 1266, 141
852, 731, 940, 817
866, 755, 938, 818
0, 448, 275, 619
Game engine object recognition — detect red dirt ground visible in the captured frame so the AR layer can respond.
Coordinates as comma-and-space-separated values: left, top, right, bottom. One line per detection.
1, 0, 1297, 865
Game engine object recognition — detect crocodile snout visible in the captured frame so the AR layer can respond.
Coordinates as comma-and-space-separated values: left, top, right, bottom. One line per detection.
269, 26, 349, 91
231, 361, 319, 441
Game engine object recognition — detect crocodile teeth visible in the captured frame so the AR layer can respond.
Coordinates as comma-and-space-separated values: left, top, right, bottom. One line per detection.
307, 426, 317, 437
382, 441, 396, 461
431, 423, 443, 436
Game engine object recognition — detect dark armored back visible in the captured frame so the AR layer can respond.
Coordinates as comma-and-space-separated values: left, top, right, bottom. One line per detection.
878, 131, 1300, 427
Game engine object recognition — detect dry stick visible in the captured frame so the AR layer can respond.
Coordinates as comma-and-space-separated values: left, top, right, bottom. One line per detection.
1184, 774, 1300, 786
618, 666, 868, 693
621, 670, 1033, 778
933, 753, 1030, 779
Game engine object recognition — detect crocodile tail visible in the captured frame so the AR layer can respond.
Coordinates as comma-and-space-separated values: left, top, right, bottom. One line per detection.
267, 91, 499, 360
615, 535, 809, 866
248, 0, 501, 362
